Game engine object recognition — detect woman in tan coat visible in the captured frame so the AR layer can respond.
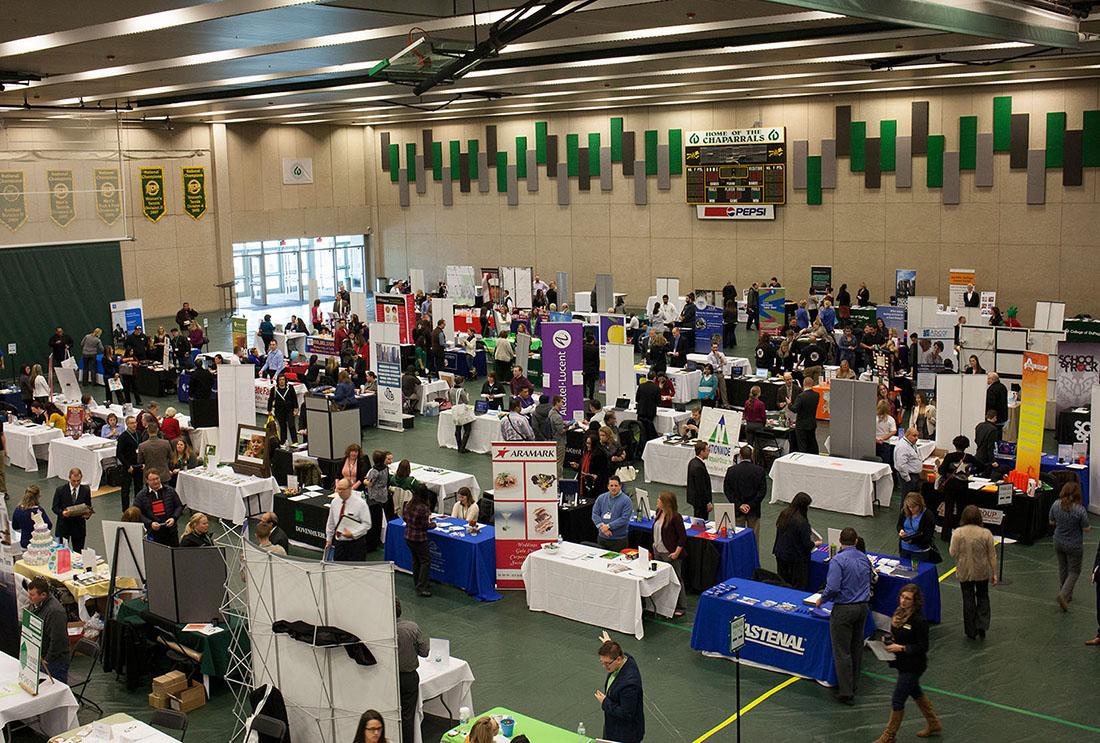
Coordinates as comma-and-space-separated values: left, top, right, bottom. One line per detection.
948, 505, 998, 640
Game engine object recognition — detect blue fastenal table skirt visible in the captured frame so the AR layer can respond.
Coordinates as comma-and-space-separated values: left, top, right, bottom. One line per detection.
691, 578, 873, 686
628, 518, 759, 592
808, 548, 941, 624
384, 517, 502, 601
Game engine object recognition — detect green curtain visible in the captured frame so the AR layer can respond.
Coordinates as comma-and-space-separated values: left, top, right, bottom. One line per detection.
0, 241, 124, 377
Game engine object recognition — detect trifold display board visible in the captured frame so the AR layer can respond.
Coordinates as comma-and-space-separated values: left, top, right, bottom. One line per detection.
217, 364, 256, 465
1034, 301, 1065, 332
144, 541, 226, 624
430, 298, 457, 344
959, 326, 995, 375
604, 343, 637, 404
446, 265, 478, 304
934, 374, 987, 454
906, 297, 944, 330
828, 379, 876, 460
655, 277, 681, 303
499, 266, 533, 308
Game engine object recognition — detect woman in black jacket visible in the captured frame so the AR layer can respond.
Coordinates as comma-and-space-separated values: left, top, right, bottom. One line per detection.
875, 584, 941, 742
937, 435, 976, 540
267, 374, 299, 444
582, 333, 600, 401
568, 432, 609, 500
772, 492, 819, 590
897, 492, 937, 563
101, 348, 120, 404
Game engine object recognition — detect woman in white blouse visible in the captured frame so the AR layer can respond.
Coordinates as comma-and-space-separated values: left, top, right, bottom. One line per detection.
876, 400, 899, 464
451, 486, 479, 523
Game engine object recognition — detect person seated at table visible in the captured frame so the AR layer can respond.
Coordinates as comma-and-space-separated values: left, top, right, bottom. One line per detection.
509, 365, 535, 398
570, 432, 609, 500
400, 366, 422, 415
12, 485, 51, 550
179, 512, 213, 547
353, 709, 390, 743
451, 486, 480, 524
680, 406, 702, 439
653, 491, 688, 617
135, 469, 183, 546
256, 520, 287, 556
159, 406, 182, 442
322, 357, 340, 387
26, 577, 69, 683
698, 364, 719, 408
259, 340, 286, 379
772, 492, 820, 590
333, 371, 357, 410
122, 506, 143, 523
875, 401, 899, 465
515, 386, 536, 412
100, 411, 124, 439
656, 372, 676, 408
361, 370, 378, 394
465, 717, 500, 743
79, 394, 98, 433
53, 467, 93, 551
592, 475, 631, 551
44, 402, 66, 430
302, 354, 322, 387
339, 443, 369, 490
835, 359, 856, 380
168, 439, 198, 486
897, 492, 936, 563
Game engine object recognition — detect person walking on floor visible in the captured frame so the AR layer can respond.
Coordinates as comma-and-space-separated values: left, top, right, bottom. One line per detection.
595, 640, 644, 743
653, 491, 687, 617
949, 504, 998, 640
723, 445, 766, 550
1087, 537, 1100, 647
873, 584, 942, 742
1050, 481, 1091, 612
788, 385, 820, 455
893, 428, 925, 496
686, 441, 712, 520
817, 527, 872, 705
324, 478, 371, 562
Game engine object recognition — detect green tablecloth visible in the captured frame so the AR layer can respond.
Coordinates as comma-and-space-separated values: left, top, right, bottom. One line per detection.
441, 708, 593, 743
116, 598, 245, 678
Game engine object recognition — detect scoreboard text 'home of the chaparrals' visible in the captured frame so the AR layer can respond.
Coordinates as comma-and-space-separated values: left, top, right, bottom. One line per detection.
684, 128, 786, 206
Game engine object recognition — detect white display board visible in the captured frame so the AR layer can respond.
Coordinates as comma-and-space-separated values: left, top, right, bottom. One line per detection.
959, 326, 995, 375
446, 265, 478, 304
368, 322, 399, 374
430, 298, 456, 344
655, 277, 681, 303
1035, 301, 1066, 332
217, 364, 257, 465
409, 268, 425, 295
574, 291, 594, 313
499, 266, 533, 309
55, 366, 81, 402
350, 291, 368, 323
109, 299, 145, 334
934, 374, 987, 454
906, 296, 940, 331
102, 520, 146, 581
604, 343, 637, 404
698, 408, 743, 478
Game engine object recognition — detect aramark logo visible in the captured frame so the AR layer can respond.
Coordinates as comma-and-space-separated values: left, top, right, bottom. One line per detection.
746, 624, 806, 655
1023, 357, 1049, 373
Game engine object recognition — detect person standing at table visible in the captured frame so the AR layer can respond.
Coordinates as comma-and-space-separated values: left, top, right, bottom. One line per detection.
667, 326, 687, 368
686, 441, 712, 520
893, 428, 925, 496
27, 577, 69, 683
48, 326, 73, 368
134, 470, 183, 547
52, 468, 92, 551
138, 419, 173, 482
817, 527, 872, 705
773, 492, 819, 590
897, 492, 936, 563
116, 415, 145, 512
79, 328, 103, 386
874, 584, 941, 742
653, 491, 688, 617
592, 475, 631, 551
635, 371, 660, 443
1050, 481, 1090, 612
582, 332, 600, 401
938, 435, 976, 540
789, 385, 820, 455
493, 330, 514, 384
396, 598, 429, 743
324, 478, 371, 563
595, 639, 644, 743
402, 486, 435, 596
723, 445, 766, 549
985, 372, 1008, 439
949, 505, 997, 640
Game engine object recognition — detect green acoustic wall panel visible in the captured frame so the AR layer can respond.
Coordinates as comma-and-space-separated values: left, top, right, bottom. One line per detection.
496, 152, 508, 192
1047, 112, 1067, 168
644, 130, 658, 175
993, 96, 1012, 152
807, 156, 822, 205
431, 142, 443, 180
959, 116, 977, 171
588, 133, 601, 176
388, 143, 400, 182
566, 134, 580, 176
449, 141, 461, 181
405, 142, 416, 182
880, 120, 896, 172
467, 140, 479, 179
535, 122, 548, 165
611, 118, 624, 162
668, 129, 683, 174
849, 121, 866, 172
927, 134, 945, 188
516, 136, 527, 178
1086, 111, 1100, 167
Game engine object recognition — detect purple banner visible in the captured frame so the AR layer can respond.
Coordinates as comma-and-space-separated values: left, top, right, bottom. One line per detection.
540, 321, 584, 421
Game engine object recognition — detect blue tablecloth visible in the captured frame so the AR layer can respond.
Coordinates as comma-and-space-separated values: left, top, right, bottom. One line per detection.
76, 353, 105, 376
384, 517, 502, 602
808, 547, 941, 624
691, 578, 874, 686
444, 350, 475, 379
628, 517, 759, 590
996, 452, 1090, 506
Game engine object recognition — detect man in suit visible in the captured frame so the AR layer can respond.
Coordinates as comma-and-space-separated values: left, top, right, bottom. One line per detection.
634, 372, 660, 443
52, 468, 93, 551
723, 446, 766, 550
134, 469, 183, 546
595, 640, 644, 743
687, 441, 712, 519
789, 386, 821, 455
974, 410, 1001, 476
260, 511, 291, 553
679, 292, 698, 351
963, 283, 980, 308
986, 372, 1009, 439
667, 327, 687, 368
115, 415, 145, 511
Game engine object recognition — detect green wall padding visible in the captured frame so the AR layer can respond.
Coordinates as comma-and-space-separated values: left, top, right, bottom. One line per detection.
405, 142, 416, 182
1046, 112, 1066, 168
880, 120, 896, 172
588, 133, 600, 176
496, 152, 508, 192
449, 141, 461, 181
566, 134, 579, 176
850, 122, 866, 172
927, 134, 945, 188
516, 136, 528, 179
993, 96, 1012, 152
644, 131, 658, 175
535, 122, 548, 165
1085, 111, 1100, 167
610, 118, 624, 162
959, 116, 977, 171
467, 140, 479, 179
431, 142, 443, 181
388, 144, 400, 182
807, 156, 822, 205
669, 129, 683, 174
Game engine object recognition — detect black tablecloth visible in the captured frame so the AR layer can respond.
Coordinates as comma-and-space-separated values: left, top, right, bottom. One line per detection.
922, 482, 1053, 545
1056, 408, 1090, 447
135, 365, 178, 398
559, 499, 597, 544
627, 528, 722, 594
272, 491, 331, 549
727, 377, 786, 410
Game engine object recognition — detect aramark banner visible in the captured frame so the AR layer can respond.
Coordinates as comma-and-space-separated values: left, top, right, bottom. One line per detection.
539, 322, 584, 421
492, 441, 559, 589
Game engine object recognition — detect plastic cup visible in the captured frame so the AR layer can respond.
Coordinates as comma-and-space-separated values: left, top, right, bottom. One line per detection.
500, 717, 515, 737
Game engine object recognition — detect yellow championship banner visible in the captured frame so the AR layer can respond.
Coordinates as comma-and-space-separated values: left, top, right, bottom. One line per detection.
182, 166, 206, 219
140, 166, 165, 222
0, 171, 27, 231
1015, 351, 1049, 479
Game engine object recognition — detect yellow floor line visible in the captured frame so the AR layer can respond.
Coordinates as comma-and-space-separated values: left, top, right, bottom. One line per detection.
939, 566, 957, 583
692, 675, 801, 742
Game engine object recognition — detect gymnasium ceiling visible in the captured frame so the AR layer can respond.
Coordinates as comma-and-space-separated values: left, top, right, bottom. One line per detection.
2, 0, 1100, 127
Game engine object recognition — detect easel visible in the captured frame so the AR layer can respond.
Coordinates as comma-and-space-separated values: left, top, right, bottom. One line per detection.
106, 526, 145, 622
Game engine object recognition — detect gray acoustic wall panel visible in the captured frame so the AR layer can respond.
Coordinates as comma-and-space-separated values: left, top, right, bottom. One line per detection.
912, 101, 929, 155
414, 155, 426, 194
1064, 130, 1083, 187
820, 139, 837, 189
578, 147, 590, 191
864, 137, 881, 189
546, 136, 558, 177
397, 167, 409, 207
526, 150, 539, 192
895, 136, 912, 188
600, 147, 613, 191
422, 130, 433, 167
792, 140, 808, 189
477, 152, 489, 193
506, 164, 519, 206
633, 161, 647, 205
1026, 149, 1046, 205
657, 144, 670, 190
441, 167, 453, 206
622, 132, 636, 175
380, 132, 391, 171
829, 379, 877, 460
942, 151, 960, 205
556, 165, 569, 205
835, 106, 851, 156
458, 153, 470, 193
975, 133, 994, 187
1010, 114, 1029, 169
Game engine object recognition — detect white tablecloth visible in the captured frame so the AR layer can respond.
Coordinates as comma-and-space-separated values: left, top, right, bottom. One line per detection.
415, 655, 475, 743
609, 407, 690, 436
89, 403, 192, 432
0, 652, 78, 742
417, 379, 451, 413
273, 331, 307, 357
175, 467, 276, 524
521, 542, 680, 639
641, 439, 727, 490
254, 378, 307, 414
436, 411, 502, 454
46, 435, 117, 491
407, 462, 480, 511
635, 366, 700, 404
769, 452, 894, 517
685, 354, 751, 378
51, 714, 180, 742
5, 423, 63, 472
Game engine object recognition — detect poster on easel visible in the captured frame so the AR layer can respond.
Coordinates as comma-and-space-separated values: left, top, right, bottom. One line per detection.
492, 441, 559, 588
699, 408, 742, 478
948, 268, 975, 309
18, 608, 43, 695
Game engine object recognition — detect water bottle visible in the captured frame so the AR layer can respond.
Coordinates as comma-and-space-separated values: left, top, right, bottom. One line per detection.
458, 707, 471, 726
577, 722, 586, 741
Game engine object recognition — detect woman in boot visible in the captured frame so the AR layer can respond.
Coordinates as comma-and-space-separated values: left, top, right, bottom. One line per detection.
875, 584, 941, 742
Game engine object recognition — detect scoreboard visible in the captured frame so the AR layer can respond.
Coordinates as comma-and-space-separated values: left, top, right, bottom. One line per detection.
684, 127, 786, 206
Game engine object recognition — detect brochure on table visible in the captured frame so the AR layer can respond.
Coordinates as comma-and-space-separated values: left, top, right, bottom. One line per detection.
493, 441, 559, 589
699, 407, 743, 478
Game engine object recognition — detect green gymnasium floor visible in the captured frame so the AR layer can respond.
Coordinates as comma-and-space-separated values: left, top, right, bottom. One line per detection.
11, 316, 1100, 742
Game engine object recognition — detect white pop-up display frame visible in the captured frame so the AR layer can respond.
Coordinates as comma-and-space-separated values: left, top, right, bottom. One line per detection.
217, 363, 256, 465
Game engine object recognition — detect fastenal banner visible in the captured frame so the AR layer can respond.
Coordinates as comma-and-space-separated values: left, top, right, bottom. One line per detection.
1015, 352, 1050, 479
0, 171, 27, 231
47, 169, 75, 227
182, 166, 207, 219
95, 168, 122, 225
140, 166, 166, 222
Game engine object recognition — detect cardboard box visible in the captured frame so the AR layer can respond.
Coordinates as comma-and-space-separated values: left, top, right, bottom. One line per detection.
168, 681, 207, 713
152, 670, 188, 696
148, 691, 169, 709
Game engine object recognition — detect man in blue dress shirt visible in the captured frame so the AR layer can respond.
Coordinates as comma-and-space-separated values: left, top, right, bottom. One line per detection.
817, 527, 872, 705
592, 476, 632, 551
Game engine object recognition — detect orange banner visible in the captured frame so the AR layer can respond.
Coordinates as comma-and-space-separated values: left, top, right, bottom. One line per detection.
1015, 351, 1049, 479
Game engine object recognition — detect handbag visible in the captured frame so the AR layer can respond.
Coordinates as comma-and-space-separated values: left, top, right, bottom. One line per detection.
615, 465, 638, 482
926, 542, 944, 564
452, 402, 475, 426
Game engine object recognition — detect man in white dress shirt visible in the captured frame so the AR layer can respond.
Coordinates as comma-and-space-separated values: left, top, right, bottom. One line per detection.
893, 428, 925, 496
325, 478, 371, 561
